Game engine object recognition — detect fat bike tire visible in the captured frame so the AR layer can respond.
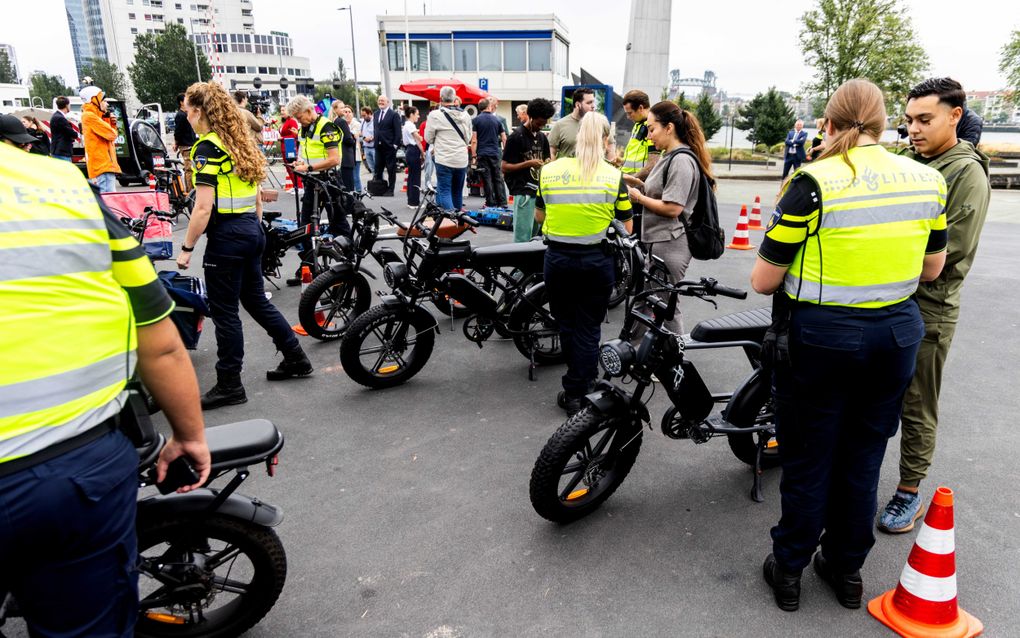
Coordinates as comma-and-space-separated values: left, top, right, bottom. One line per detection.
529, 407, 643, 523
134, 513, 286, 638
339, 305, 436, 389
297, 270, 371, 340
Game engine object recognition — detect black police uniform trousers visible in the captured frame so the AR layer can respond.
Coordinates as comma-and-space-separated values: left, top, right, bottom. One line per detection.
0, 429, 138, 636
405, 144, 422, 206
299, 175, 351, 254
204, 213, 301, 379
374, 142, 398, 194
544, 243, 615, 397
771, 298, 924, 574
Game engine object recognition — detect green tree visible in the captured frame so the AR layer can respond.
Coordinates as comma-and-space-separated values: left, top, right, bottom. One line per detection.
0, 50, 17, 84
129, 23, 211, 109
312, 59, 377, 110
694, 92, 723, 142
735, 87, 795, 148
799, 0, 929, 115
1000, 28, 1020, 105
672, 91, 696, 112
28, 73, 75, 107
80, 58, 129, 100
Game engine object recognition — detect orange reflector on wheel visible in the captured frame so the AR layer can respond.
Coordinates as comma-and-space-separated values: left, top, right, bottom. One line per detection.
378, 364, 400, 374
566, 488, 589, 501
145, 612, 186, 624
766, 438, 778, 449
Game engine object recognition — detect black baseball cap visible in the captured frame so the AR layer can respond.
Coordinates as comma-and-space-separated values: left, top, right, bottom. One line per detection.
0, 114, 37, 145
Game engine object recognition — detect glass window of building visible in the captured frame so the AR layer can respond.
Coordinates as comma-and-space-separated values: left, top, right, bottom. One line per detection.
553, 38, 568, 76
409, 41, 429, 71
128, 13, 135, 18
503, 41, 526, 71
387, 41, 405, 71
258, 67, 268, 74
528, 40, 551, 71
429, 40, 452, 71
454, 41, 476, 71
478, 41, 501, 71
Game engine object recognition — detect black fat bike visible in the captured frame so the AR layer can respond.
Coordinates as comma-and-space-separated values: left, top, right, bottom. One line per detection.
338, 193, 564, 389
529, 255, 779, 524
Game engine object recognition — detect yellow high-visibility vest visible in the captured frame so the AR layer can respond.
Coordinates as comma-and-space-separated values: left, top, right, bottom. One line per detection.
540, 157, 632, 244
769, 145, 947, 308
0, 144, 170, 463
620, 120, 654, 174
299, 115, 341, 166
191, 131, 259, 215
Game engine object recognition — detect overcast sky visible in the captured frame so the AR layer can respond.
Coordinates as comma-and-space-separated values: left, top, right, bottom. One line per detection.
2, 0, 1014, 97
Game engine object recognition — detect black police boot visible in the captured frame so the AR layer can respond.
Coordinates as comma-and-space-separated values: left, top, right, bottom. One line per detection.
763, 553, 801, 612
267, 347, 313, 381
286, 267, 303, 287
201, 374, 247, 410
556, 391, 583, 417
813, 552, 863, 609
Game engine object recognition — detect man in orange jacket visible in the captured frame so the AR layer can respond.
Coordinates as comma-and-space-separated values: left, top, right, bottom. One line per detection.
80, 86, 121, 192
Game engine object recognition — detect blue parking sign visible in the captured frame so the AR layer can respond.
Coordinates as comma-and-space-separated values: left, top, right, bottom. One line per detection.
479, 78, 489, 92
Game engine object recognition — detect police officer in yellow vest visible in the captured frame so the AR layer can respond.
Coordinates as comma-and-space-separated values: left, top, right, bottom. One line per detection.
750, 80, 947, 613
617, 91, 658, 235
177, 82, 312, 410
0, 141, 210, 635
287, 95, 346, 286
536, 112, 633, 415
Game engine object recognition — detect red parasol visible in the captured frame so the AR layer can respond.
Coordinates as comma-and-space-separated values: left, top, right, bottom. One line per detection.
397, 78, 491, 105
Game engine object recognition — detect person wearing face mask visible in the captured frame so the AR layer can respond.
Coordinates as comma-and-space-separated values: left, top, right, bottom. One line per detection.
79, 85, 121, 192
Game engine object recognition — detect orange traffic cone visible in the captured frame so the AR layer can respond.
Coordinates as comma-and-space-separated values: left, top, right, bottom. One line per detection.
401, 167, 408, 193
147, 172, 156, 191
868, 486, 983, 638
284, 171, 294, 192
748, 195, 764, 230
726, 205, 756, 250
508, 195, 514, 206
292, 266, 314, 336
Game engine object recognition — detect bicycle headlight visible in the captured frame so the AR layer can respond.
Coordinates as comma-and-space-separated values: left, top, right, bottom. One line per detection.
383, 262, 408, 289
599, 339, 635, 377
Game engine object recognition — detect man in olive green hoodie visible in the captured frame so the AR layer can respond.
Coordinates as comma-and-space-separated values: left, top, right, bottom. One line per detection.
879, 78, 991, 533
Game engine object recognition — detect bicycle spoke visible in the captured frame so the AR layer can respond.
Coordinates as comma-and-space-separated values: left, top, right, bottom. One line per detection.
204, 545, 243, 570
561, 460, 585, 475
358, 343, 386, 356
559, 469, 587, 501
590, 428, 616, 458
211, 576, 251, 595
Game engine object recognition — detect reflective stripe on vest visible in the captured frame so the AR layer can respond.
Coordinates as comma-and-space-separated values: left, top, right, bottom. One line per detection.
300, 116, 335, 164
620, 121, 652, 174
0, 143, 135, 463
192, 131, 259, 215
783, 145, 947, 308
540, 158, 628, 244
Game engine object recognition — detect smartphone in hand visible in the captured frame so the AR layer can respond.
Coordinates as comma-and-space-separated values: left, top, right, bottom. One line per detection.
156, 456, 201, 494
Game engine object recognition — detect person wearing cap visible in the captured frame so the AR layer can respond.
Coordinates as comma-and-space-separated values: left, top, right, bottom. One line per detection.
0, 114, 40, 151
80, 86, 121, 192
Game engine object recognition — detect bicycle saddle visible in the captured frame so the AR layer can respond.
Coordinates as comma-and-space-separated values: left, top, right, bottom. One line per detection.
690, 307, 771, 344
262, 211, 283, 222
206, 419, 284, 471
472, 241, 547, 270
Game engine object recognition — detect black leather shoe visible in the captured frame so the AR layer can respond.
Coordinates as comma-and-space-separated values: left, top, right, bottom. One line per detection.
201, 383, 247, 410
763, 553, 801, 612
556, 391, 583, 416
267, 350, 313, 381
285, 277, 302, 287
813, 552, 863, 609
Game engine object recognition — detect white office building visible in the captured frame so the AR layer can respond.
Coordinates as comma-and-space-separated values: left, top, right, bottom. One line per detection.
0, 44, 21, 83
64, 0, 311, 107
377, 14, 571, 125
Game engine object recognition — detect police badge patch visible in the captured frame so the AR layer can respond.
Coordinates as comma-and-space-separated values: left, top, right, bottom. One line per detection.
194, 155, 207, 172
766, 207, 782, 231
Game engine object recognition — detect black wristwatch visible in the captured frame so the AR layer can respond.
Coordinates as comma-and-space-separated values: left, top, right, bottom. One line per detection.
181, 244, 195, 253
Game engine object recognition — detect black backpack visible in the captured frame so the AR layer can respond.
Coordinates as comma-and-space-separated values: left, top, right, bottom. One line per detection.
660, 148, 725, 260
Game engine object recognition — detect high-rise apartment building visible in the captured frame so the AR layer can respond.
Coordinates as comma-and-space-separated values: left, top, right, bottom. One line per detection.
0, 44, 20, 82
64, 0, 311, 106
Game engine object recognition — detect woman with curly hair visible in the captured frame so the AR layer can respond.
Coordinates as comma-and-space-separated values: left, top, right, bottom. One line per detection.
176, 82, 312, 410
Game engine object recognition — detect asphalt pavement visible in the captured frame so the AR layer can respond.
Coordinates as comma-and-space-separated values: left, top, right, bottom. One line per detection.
8, 170, 1018, 637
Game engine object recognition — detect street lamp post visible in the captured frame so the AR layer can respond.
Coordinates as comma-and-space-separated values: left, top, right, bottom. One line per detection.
188, 19, 203, 82
338, 6, 360, 114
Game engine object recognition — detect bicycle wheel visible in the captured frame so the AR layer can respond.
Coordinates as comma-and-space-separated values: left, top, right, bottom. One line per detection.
509, 284, 563, 365
297, 269, 371, 340
339, 304, 436, 389
530, 408, 643, 523
135, 513, 286, 638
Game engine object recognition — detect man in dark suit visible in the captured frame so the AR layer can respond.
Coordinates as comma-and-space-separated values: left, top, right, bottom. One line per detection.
372, 95, 402, 195
782, 119, 808, 179
49, 96, 77, 161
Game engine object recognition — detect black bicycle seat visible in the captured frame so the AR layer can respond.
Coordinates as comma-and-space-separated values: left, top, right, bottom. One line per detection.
472, 241, 546, 270
206, 419, 284, 471
690, 307, 771, 344
262, 211, 283, 222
